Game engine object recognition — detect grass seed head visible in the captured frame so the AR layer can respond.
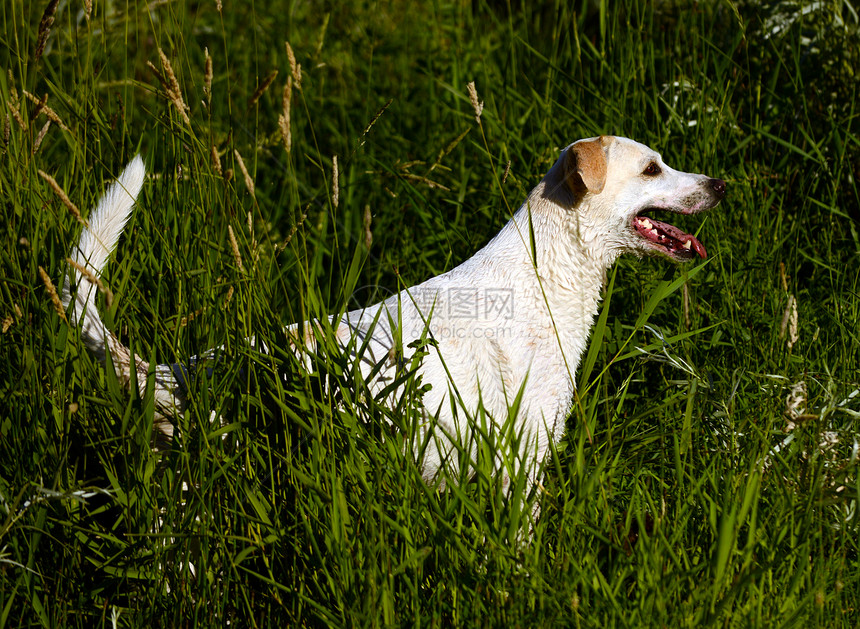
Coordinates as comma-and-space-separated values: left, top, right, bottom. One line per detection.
234, 149, 255, 198
785, 380, 807, 430
24, 90, 70, 132
39, 265, 66, 322
66, 257, 114, 308
278, 113, 292, 153
178, 307, 204, 328
7, 98, 25, 130
332, 155, 339, 209
278, 206, 308, 253
35, 0, 60, 64
278, 77, 292, 153
467, 81, 483, 124
363, 204, 372, 249
203, 47, 213, 104
363, 99, 392, 141
211, 145, 222, 177
228, 225, 244, 273
286, 42, 302, 89
33, 120, 50, 155
38, 170, 87, 229
150, 48, 191, 125
282, 76, 292, 112
780, 294, 799, 349
248, 70, 278, 108
160, 48, 182, 97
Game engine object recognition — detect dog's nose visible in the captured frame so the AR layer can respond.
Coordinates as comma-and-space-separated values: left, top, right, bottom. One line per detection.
710, 178, 726, 199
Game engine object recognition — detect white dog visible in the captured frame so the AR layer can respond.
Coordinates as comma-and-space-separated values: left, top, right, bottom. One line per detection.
62, 136, 724, 486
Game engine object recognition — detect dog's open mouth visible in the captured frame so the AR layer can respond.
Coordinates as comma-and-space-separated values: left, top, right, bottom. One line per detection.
633, 212, 706, 260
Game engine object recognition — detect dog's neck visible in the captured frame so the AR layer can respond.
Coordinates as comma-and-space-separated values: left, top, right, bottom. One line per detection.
460, 161, 621, 387
482, 159, 620, 297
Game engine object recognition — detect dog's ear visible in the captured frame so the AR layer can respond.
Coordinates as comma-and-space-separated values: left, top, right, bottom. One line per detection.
564, 138, 607, 195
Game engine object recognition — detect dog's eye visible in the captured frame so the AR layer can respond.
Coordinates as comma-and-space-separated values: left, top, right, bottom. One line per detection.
643, 162, 661, 176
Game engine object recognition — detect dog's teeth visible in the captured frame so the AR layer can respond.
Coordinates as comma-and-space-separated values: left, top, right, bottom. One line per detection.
650, 229, 658, 237
682, 240, 692, 249
638, 217, 653, 230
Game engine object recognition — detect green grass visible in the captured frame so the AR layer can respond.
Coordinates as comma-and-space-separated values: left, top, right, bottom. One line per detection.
2, 0, 859, 626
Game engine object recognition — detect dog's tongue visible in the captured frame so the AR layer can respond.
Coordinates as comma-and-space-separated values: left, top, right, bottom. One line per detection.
638, 216, 707, 259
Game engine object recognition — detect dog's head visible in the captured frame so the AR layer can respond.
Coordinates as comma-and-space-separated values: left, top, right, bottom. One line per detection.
557, 135, 725, 262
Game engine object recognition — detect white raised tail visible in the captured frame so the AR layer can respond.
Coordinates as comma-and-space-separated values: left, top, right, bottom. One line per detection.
61, 156, 182, 433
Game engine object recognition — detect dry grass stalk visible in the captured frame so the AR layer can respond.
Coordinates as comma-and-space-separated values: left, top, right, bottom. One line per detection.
85, 0, 92, 20
35, 0, 60, 63
278, 77, 292, 153
3, 115, 10, 147
211, 145, 223, 177
24, 90, 70, 132
67, 257, 114, 308
234, 149, 255, 198
147, 49, 191, 125
39, 266, 66, 322
203, 47, 213, 105
33, 120, 50, 155
38, 170, 88, 229
502, 160, 511, 184
248, 70, 278, 108
228, 225, 245, 273
331, 155, 339, 209
466, 81, 483, 124
285, 42, 302, 89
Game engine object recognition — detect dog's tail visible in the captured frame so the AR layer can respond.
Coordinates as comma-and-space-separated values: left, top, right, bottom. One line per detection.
62, 156, 144, 362
62, 157, 183, 435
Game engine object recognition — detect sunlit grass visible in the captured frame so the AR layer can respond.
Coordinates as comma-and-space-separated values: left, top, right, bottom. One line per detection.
1, 1, 858, 626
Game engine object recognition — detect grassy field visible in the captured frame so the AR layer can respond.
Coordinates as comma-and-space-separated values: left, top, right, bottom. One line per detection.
2, 0, 859, 626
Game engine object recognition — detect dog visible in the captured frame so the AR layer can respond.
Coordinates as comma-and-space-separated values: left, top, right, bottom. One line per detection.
62, 136, 725, 488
